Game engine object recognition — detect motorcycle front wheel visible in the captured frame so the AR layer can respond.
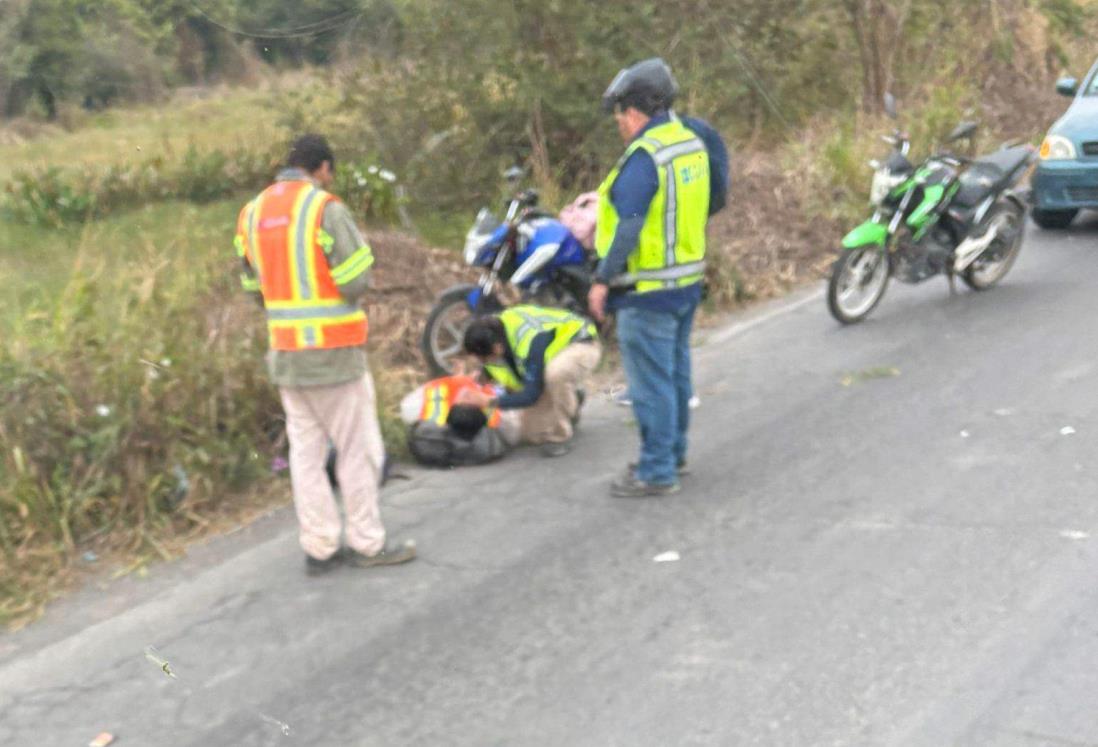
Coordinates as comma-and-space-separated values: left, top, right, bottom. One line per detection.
827, 246, 891, 324
421, 284, 485, 376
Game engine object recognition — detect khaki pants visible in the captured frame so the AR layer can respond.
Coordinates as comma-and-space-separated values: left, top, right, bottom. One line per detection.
521, 341, 602, 444
279, 373, 386, 560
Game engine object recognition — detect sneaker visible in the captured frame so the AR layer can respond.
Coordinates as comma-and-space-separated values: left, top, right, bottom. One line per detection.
345, 540, 417, 568
610, 474, 680, 498
540, 440, 572, 458
627, 460, 690, 476
305, 552, 342, 577
689, 395, 701, 410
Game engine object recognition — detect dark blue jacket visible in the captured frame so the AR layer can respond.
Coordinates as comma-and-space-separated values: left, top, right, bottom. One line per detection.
494, 331, 553, 409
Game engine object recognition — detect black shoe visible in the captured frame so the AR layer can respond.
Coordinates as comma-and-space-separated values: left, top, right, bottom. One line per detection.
305, 552, 342, 576
344, 540, 417, 568
627, 460, 690, 476
540, 440, 572, 458
610, 474, 681, 498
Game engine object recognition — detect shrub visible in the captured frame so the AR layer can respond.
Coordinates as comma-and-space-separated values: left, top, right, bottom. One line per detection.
3, 168, 95, 226
331, 160, 404, 225
1, 145, 408, 227
0, 217, 283, 622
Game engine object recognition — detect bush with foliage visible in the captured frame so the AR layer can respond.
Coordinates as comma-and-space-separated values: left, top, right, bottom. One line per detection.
2, 143, 406, 226
0, 228, 280, 621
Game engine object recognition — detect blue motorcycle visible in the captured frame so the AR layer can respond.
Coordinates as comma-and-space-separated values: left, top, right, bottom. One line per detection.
421, 188, 595, 375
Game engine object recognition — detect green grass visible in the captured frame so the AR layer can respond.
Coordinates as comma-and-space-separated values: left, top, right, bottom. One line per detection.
0, 198, 244, 327
0, 90, 288, 183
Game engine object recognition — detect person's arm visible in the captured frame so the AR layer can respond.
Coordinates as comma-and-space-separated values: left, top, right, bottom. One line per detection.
234, 201, 263, 306
321, 200, 374, 303
494, 332, 553, 409
594, 150, 659, 284
682, 115, 730, 215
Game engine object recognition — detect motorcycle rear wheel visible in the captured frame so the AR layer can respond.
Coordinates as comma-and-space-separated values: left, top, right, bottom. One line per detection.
962, 204, 1024, 291
827, 246, 891, 324
421, 284, 483, 377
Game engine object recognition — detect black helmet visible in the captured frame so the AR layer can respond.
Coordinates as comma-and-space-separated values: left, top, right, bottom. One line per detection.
601, 58, 679, 115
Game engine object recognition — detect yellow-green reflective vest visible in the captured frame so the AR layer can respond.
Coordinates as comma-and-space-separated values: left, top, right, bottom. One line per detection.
595, 115, 710, 293
484, 305, 597, 391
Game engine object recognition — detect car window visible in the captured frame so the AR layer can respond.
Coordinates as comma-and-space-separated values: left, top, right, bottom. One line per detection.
1088, 76, 1098, 95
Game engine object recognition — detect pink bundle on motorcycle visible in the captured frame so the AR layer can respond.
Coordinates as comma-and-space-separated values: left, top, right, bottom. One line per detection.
558, 192, 599, 250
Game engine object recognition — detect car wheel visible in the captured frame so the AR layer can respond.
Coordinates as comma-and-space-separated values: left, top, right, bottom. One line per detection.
1031, 208, 1079, 230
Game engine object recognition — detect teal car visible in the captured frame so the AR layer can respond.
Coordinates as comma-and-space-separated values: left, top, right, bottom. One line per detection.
1033, 57, 1098, 229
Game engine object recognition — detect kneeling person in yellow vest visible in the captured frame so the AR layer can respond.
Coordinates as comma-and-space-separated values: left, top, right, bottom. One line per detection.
399, 375, 522, 466
458, 306, 601, 458
236, 133, 414, 576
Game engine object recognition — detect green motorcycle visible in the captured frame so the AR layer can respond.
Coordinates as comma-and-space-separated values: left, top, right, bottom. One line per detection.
828, 97, 1036, 324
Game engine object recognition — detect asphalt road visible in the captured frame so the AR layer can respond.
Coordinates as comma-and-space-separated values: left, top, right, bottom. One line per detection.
4, 215, 1098, 747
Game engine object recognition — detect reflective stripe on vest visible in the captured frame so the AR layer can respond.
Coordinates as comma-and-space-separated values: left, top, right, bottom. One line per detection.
594, 115, 710, 294
236, 199, 262, 292
419, 376, 502, 427
483, 305, 597, 391
238, 181, 368, 351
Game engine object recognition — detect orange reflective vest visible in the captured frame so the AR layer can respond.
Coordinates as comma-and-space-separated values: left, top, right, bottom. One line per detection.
419, 376, 502, 428
237, 180, 368, 351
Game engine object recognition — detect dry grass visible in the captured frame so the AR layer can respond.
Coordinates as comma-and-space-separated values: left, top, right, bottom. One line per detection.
704, 152, 839, 309
0, 74, 335, 182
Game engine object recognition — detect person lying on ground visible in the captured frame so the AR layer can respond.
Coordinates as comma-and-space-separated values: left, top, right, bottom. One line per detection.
400, 375, 521, 467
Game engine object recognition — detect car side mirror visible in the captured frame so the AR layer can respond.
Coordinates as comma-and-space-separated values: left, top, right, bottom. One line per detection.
1056, 77, 1078, 97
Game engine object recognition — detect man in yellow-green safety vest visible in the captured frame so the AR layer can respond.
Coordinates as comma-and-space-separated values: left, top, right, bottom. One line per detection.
457, 305, 601, 458
587, 58, 729, 498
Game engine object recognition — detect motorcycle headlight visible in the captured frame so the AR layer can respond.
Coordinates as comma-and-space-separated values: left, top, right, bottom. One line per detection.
464, 208, 499, 263
1040, 134, 1077, 161
463, 234, 487, 264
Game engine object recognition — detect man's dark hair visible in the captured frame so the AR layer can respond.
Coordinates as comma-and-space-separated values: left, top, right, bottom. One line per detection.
446, 405, 488, 441
287, 134, 335, 173
617, 90, 670, 118
463, 316, 507, 357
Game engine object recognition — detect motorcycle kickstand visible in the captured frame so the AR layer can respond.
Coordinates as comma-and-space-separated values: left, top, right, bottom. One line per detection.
946, 270, 956, 296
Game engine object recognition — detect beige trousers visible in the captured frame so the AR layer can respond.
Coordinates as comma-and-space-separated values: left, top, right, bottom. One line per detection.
279, 373, 386, 560
521, 341, 603, 444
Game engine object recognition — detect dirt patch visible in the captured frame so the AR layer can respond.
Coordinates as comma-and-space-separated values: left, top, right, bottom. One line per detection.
362, 230, 472, 368
706, 152, 839, 306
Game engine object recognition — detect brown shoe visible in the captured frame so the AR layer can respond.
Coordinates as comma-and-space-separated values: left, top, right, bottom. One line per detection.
344, 540, 417, 568
611, 474, 680, 498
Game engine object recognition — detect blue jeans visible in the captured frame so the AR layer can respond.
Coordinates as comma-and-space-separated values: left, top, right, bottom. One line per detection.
616, 296, 698, 485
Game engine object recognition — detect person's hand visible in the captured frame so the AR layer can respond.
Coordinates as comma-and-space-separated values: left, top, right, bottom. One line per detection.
588, 283, 609, 323
454, 388, 492, 409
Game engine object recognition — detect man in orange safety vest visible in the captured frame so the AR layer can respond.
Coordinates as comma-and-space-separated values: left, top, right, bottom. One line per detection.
236, 134, 415, 575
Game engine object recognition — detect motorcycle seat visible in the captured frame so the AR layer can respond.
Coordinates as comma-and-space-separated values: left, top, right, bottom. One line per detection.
952, 146, 1031, 208
972, 146, 1031, 177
